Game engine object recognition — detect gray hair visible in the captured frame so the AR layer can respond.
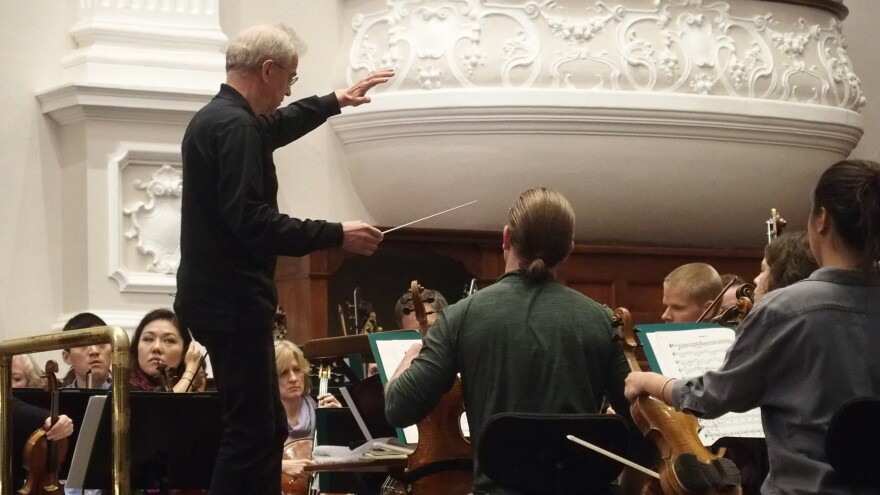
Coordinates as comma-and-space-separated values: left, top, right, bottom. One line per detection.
226, 23, 307, 73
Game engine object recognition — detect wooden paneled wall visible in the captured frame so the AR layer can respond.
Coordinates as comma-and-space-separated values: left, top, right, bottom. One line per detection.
275, 228, 762, 344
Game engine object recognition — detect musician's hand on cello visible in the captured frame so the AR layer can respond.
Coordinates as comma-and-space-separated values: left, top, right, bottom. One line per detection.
43, 414, 74, 441
624, 371, 677, 404
316, 393, 341, 408
282, 457, 316, 478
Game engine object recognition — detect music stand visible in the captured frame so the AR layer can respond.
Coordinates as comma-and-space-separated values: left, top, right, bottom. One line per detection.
478, 413, 629, 495
74, 391, 223, 490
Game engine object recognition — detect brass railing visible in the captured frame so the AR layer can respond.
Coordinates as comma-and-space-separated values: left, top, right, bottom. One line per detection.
0, 326, 131, 495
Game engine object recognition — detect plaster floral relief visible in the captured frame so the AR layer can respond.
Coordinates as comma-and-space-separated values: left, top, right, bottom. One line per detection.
346, 0, 865, 111
122, 164, 182, 275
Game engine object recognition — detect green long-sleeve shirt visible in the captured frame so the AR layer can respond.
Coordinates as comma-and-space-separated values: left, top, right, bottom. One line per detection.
385, 270, 644, 494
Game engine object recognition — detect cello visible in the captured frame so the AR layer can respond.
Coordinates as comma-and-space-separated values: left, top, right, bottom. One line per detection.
613, 308, 742, 495
18, 360, 68, 495
389, 281, 472, 495
280, 365, 329, 495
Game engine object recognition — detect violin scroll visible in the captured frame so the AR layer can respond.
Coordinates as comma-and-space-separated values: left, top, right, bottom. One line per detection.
766, 208, 787, 244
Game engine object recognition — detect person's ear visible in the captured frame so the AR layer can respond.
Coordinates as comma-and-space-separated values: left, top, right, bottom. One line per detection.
814, 207, 830, 235
61, 350, 71, 366
502, 225, 511, 251
560, 240, 575, 264
260, 59, 274, 82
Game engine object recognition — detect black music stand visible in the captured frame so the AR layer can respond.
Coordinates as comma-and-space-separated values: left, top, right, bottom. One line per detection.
825, 397, 880, 488
76, 391, 223, 491
478, 413, 629, 495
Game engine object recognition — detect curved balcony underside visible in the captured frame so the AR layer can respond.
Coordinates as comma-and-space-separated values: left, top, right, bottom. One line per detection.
331, 89, 862, 248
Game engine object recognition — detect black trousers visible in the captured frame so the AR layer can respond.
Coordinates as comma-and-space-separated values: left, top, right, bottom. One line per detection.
190, 324, 288, 495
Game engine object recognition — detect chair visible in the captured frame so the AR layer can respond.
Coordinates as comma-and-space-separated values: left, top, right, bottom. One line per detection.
478, 412, 629, 495
825, 397, 880, 488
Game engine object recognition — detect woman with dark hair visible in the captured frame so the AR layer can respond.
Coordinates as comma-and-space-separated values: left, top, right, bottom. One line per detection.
626, 159, 880, 494
753, 231, 819, 302
130, 309, 202, 392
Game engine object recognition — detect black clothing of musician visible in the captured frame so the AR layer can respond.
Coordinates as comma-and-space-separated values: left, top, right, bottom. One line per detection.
176, 23, 387, 495
176, 81, 342, 495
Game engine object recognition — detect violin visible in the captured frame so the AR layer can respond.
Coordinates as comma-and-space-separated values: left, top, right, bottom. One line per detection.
398, 281, 472, 495
19, 360, 68, 495
613, 308, 742, 495
710, 284, 754, 327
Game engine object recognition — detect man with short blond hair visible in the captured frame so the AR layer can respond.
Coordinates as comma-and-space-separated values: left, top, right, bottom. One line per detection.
661, 263, 722, 323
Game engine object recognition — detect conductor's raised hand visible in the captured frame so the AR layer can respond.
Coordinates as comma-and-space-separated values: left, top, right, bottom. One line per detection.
341, 221, 383, 256
334, 68, 395, 108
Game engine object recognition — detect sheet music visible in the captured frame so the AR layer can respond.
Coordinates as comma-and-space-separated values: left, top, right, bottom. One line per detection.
374, 339, 418, 381
644, 327, 764, 445
373, 338, 421, 444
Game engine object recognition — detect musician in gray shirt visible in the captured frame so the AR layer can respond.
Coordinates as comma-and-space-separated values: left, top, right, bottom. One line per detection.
626, 159, 880, 495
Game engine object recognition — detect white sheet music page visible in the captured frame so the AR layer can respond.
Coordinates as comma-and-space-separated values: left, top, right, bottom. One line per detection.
644, 327, 764, 445
374, 338, 421, 444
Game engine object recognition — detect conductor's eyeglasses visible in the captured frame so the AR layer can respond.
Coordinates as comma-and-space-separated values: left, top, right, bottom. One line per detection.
271, 60, 299, 86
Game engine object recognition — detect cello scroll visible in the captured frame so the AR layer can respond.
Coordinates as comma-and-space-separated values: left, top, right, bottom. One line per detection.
393, 280, 472, 495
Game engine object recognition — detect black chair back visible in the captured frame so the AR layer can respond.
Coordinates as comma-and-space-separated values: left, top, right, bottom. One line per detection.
478, 412, 629, 494
825, 397, 880, 488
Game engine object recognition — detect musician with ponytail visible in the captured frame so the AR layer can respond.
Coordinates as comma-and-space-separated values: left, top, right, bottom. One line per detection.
625, 159, 880, 495
386, 187, 652, 494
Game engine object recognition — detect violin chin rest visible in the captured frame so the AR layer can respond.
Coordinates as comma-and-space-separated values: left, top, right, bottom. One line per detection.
673, 454, 742, 494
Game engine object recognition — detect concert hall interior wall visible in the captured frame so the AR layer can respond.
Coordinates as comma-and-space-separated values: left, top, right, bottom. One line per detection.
0, 1, 878, 361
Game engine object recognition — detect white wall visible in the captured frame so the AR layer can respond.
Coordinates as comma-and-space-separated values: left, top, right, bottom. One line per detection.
0, 0, 878, 345
843, 0, 880, 161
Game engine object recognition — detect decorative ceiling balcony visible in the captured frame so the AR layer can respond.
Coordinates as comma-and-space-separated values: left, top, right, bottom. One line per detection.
329, 0, 863, 248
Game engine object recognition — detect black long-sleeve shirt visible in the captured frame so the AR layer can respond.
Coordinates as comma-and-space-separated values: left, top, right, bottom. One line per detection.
175, 84, 343, 332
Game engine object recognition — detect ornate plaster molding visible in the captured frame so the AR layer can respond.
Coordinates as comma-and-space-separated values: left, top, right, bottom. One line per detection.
343, 0, 865, 111
122, 164, 182, 275
108, 143, 182, 294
